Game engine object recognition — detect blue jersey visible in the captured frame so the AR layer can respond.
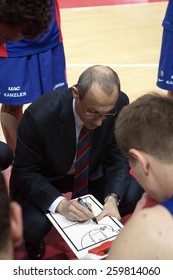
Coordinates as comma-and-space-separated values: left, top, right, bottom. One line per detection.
161, 196, 173, 215
0, 0, 62, 57
162, 0, 173, 31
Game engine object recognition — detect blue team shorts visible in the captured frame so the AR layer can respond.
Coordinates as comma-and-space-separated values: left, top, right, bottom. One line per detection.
0, 43, 68, 105
157, 29, 173, 91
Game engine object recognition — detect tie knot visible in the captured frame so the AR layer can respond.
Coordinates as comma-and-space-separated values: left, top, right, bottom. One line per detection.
79, 126, 89, 140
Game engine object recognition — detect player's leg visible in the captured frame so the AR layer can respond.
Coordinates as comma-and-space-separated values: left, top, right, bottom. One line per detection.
167, 90, 173, 97
1, 104, 23, 152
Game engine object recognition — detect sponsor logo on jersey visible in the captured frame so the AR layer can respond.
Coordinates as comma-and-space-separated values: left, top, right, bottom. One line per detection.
166, 80, 173, 85
8, 86, 21, 91
3, 92, 27, 97
53, 82, 65, 90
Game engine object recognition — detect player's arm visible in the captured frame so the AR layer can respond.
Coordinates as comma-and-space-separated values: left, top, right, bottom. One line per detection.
107, 205, 173, 259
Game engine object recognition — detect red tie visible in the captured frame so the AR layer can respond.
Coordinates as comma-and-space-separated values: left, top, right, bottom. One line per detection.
72, 126, 91, 198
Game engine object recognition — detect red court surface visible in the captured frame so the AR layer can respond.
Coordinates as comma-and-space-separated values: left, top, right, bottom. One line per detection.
58, 0, 167, 9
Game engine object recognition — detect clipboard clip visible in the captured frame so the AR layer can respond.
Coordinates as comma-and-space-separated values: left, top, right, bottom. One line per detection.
88, 240, 113, 256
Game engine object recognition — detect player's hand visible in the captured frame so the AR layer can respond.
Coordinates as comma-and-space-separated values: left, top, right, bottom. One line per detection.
96, 196, 121, 221
56, 199, 93, 222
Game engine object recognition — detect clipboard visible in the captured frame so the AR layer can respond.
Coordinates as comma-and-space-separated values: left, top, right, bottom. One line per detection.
46, 194, 123, 259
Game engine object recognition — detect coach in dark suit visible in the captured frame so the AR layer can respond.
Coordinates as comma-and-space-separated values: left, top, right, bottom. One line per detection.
10, 65, 143, 259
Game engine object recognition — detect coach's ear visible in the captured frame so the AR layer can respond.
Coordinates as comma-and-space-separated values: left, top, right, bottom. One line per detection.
72, 86, 79, 100
129, 148, 149, 175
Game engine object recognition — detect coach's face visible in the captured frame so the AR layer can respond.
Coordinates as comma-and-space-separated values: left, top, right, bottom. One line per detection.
0, 23, 24, 45
73, 83, 119, 130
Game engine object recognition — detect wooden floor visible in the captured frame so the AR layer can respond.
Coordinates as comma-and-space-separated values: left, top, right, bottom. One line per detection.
61, 1, 167, 101
0, 1, 167, 142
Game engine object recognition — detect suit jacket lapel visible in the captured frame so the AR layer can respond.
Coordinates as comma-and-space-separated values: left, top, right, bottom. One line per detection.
58, 89, 76, 165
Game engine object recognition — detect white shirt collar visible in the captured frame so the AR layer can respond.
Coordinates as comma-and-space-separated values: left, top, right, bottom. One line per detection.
73, 99, 83, 128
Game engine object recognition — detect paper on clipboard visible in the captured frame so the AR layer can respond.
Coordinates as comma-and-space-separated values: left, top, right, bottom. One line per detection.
46, 194, 123, 259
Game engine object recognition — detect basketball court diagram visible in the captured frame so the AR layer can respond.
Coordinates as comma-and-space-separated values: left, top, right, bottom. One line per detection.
46, 195, 123, 258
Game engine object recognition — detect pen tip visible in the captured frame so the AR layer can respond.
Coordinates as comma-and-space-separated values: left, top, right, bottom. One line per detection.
93, 217, 98, 224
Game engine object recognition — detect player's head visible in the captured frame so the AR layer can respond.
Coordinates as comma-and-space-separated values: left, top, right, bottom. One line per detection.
115, 92, 173, 200
0, 0, 53, 45
115, 92, 173, 163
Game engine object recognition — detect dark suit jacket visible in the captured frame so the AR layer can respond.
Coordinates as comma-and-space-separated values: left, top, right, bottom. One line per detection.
10, 87, 131, 212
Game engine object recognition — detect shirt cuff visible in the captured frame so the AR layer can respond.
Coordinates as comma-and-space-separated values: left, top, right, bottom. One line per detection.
48, 196, 66, 213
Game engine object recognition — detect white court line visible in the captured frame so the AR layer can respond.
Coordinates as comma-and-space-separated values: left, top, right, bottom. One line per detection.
67, 63, 158, 68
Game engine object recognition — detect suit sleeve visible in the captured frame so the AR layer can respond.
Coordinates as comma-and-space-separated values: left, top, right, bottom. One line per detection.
10, 109, 62, 212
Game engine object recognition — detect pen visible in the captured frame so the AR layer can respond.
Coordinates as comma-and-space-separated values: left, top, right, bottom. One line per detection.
77, 198, 98, 224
